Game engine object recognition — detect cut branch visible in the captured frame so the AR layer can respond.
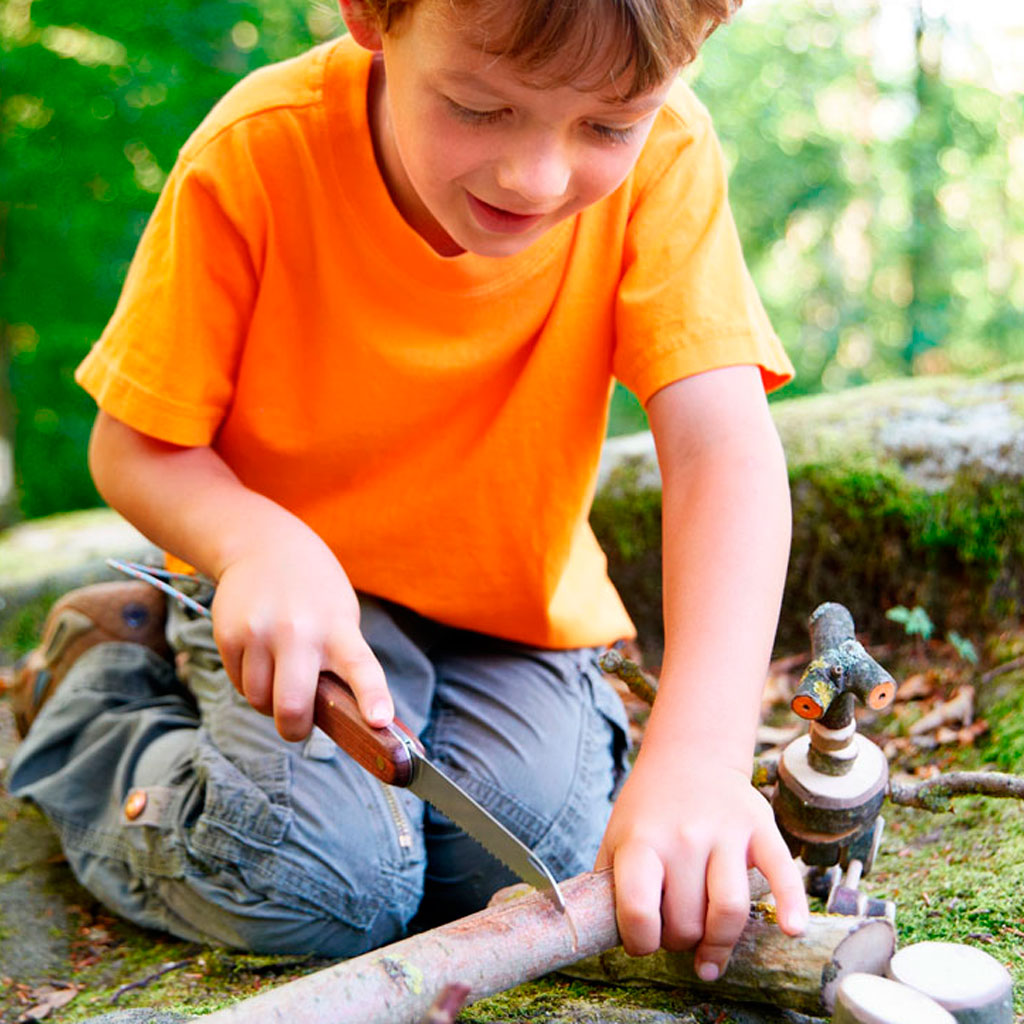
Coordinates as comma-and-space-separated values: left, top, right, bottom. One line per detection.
887, 771, 1024, 812
196, 869, 893, 1023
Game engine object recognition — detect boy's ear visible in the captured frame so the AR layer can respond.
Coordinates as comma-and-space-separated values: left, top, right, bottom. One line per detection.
338, 0, 384, 51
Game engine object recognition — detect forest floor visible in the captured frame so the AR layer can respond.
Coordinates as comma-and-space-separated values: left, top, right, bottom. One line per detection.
0, 596, 1022, 1024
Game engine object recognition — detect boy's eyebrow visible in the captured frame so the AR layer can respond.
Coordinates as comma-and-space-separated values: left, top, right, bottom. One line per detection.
594, 89, 668, 111
440, 68, 669, 113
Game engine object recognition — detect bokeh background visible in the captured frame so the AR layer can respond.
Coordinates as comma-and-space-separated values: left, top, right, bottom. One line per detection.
2, 0, 1023, 526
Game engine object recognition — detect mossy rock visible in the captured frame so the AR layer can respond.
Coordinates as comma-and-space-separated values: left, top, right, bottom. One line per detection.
592, 368, 1024, 659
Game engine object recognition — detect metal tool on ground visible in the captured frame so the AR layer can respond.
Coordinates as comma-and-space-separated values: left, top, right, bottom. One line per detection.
106, 559, 566, 913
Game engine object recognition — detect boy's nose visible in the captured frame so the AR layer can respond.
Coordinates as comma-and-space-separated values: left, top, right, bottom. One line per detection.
495, 142, 571, 207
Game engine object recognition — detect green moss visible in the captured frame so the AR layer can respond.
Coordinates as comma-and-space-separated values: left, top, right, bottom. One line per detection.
590, 436, 1024, 660
870, 795, 1024, 1018
0, 589, 59, 660
590, 457, 662, 564
590, 457, 665, 660
984, 686, 1024, 775
459, 975, 715, 1022
782, 457, 1024, 651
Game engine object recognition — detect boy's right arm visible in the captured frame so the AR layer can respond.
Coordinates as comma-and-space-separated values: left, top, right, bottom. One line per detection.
88, 410, 393, 740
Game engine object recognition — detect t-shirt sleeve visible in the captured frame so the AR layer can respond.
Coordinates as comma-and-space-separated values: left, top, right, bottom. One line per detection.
613, 85, 793, 406
75, 140, 260, 447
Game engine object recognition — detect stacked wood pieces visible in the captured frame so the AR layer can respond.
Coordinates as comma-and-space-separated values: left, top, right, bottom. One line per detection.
833, 942, 1014, 1023
887, 942, 1013, 1023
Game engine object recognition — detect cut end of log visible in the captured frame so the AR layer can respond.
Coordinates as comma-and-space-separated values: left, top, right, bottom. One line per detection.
888, 941, 1013, 1020
834, 973, 957, 1023
867, 681, 895, 710
793, 694, 825, 720
821, 919, 898, 1014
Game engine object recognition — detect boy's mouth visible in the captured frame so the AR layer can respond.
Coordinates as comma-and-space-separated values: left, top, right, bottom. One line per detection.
466, 193, 547, 235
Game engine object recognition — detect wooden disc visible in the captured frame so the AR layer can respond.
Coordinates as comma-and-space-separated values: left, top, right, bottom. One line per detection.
833, 973, 957, 1023
888, 941, 1013, 1020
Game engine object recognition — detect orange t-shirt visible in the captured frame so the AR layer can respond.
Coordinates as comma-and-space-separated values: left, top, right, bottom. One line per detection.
76, 36, 793, 650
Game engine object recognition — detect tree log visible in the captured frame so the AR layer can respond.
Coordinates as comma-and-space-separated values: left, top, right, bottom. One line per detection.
196, 869, 894, 1024
564, 905, 895, 1017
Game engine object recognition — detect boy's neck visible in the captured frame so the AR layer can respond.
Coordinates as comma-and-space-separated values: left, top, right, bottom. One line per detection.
365, 55, 466, 258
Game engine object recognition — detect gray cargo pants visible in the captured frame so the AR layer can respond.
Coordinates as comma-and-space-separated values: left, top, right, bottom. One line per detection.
6, 592, 629, 956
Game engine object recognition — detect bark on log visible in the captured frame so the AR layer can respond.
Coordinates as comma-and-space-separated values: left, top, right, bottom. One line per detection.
564, 905, 895, 1017
196, 869, 894, 1024
887, 771, 1024, 812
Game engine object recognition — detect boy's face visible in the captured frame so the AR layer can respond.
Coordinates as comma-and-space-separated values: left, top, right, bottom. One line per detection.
344, 0, 677, 257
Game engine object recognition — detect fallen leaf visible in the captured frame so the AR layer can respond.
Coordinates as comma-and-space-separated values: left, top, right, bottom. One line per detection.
909, 685, 975, 735
895, 672, 934, 701
16, 983, 78, 1022
957, 719, 989, 745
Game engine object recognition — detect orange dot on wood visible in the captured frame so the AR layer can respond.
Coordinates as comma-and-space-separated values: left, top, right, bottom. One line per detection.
868, 682, 896, 710
793, 695, 823, 720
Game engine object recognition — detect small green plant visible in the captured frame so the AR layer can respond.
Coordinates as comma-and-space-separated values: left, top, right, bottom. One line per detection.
885, 606, 979, 666
946, 630, 979, 665
885, 605, 935, 641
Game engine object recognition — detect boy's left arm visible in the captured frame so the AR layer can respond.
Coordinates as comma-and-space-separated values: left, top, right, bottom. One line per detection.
595, 363, 809, 980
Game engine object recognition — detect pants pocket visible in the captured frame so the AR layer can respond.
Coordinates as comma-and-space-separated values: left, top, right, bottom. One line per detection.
187, 728, 292, 866
580, 651, 633, 801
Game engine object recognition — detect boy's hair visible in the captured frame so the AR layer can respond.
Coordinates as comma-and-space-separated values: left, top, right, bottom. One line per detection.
369, 0, 739, 98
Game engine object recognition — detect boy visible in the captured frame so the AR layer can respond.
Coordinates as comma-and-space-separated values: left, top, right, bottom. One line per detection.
7, 0, 808, 983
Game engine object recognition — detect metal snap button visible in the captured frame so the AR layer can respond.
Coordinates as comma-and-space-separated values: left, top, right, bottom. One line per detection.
124, 789, 148, 820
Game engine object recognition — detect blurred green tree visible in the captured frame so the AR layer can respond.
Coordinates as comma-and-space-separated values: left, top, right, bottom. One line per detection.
0, 0, 340, 522
691, 0, 1024, 395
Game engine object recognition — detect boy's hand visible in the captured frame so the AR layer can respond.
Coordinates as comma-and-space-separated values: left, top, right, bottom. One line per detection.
595, 751, 808, 980
85, 413, 390, 742
210, 529, 392, 742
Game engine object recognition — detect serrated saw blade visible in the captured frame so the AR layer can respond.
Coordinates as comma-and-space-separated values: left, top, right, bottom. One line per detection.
408, 755, 565, 913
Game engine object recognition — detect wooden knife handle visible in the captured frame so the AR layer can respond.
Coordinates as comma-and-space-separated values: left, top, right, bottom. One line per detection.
313, 672, 417, 787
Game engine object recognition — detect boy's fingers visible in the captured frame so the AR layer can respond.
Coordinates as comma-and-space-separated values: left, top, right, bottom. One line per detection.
611, 843, 664, 957
325, 635, 392, 727
214, 632, 244, 694
238, 645, 273, 714
272, 645, 322, 741
693, 844, 752, 981
750, 828, 809, 936
659, 847, 707, 952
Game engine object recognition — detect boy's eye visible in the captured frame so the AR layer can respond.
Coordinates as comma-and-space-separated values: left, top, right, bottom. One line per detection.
589, 122, 638, 145
445, 98, 508, 125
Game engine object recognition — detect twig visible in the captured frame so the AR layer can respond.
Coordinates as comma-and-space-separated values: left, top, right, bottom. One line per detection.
420, 982, 471, 1023
981, 654, 1024, 684
888, 771, 1024, 813
753, 760, 1024, 814
110, 958, 194, 1003
597, 649, 658, 705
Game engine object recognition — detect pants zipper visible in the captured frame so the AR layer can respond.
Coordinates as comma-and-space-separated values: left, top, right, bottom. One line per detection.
380, 781, 414, 849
